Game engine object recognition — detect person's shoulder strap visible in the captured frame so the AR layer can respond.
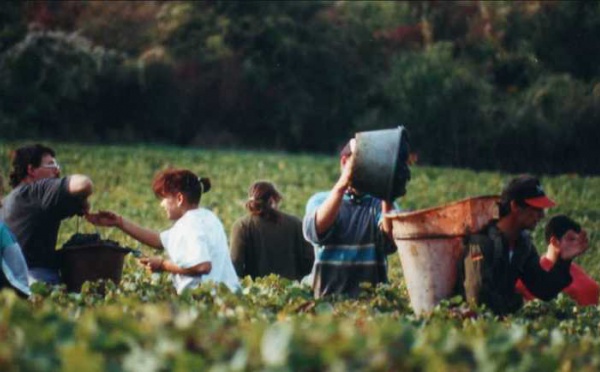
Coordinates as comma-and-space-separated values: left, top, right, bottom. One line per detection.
457, 224, 501, 304
479, 222, 504, 261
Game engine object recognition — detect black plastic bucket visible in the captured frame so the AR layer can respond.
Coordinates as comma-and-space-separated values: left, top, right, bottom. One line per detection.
59, 244, 133, 292
351, 126, 411, 201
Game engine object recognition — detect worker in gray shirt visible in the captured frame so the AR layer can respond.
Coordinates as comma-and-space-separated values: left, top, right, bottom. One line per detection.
1, 144, 93, 285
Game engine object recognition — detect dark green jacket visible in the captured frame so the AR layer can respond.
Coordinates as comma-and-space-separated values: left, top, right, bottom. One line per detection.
230, 211, 314, 281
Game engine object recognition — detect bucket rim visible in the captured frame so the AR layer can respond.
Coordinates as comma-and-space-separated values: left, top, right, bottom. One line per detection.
58, 244, 134, 254
354, 125, 407, 201
384, 194, 500, 219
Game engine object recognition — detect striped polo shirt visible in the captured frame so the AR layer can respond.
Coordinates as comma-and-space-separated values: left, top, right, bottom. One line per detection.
303, 191, 395, 298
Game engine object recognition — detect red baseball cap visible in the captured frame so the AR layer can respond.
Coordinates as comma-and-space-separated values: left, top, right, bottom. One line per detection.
501, 175, 556, 209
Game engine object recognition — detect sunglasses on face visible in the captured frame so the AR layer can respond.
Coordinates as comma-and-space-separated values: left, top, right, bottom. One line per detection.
40, 161, 61, 171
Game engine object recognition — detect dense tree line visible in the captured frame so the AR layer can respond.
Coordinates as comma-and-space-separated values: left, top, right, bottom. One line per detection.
0, 1, 598, 174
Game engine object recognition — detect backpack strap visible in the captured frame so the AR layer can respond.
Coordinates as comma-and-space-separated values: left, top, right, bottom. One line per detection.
459, 222, 503, 307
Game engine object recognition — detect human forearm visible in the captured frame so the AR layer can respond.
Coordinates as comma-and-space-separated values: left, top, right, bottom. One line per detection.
86, 211, 162, 249
164, 260, 211, 276
523, 256, 572, 300
143, 257, 211, 276
314, 187, 345, 235
315, 150, 355, 235
119, 217, 162, 249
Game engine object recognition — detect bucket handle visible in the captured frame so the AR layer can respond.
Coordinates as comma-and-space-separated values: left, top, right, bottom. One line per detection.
76, 216, 142, 258
76, 215, 102, 237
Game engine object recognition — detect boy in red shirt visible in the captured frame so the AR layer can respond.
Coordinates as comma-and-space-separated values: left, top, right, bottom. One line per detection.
515, 215, 598, 306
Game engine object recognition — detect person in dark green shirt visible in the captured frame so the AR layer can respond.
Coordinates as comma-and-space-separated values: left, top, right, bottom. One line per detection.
230, 181, 313, 281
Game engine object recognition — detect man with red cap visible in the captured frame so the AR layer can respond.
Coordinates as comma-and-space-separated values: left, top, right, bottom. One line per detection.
456, 175, 589, 315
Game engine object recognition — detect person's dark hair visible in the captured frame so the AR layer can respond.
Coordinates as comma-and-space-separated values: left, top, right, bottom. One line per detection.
498, 198, 529, 218
498, 175, 539, 217
8, 144, 55, 188
152, 169, 211, 205
545, 215, 581, 244
245, 181, 282, 222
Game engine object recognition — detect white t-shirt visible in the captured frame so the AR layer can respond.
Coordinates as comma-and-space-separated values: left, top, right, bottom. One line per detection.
160, 208, 240, 294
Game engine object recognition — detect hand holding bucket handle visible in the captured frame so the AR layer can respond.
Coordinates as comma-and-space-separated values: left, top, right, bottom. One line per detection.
335, 139, 357, 194
349, 138, 356, 153
351, 126, 411, 202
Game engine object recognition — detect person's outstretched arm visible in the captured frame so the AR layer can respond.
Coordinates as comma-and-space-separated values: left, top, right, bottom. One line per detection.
140, 257, 211, 276
86, 211, 162, 249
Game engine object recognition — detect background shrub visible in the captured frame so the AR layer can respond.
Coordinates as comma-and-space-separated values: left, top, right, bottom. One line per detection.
0, 1, 598, 174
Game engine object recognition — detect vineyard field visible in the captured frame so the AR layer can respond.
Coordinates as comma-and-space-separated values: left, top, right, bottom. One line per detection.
0, 142, 599, 371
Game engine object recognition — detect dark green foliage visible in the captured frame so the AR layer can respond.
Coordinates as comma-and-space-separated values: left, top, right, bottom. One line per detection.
161, 1, 385, 151
1, 1, 599, 174
0, 31, 183, 143
530, 1, 600, 80
0, 2, 26, 54
0, 31, 124, 139
496, 74, 600, 174
374, 43, 496, 168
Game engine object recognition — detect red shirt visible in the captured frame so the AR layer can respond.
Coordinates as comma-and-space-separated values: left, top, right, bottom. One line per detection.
515, 257, 600, 306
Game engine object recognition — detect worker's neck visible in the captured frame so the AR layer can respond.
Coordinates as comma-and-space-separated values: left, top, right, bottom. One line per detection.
496, 217, 521, 247
20, 176, 35, 185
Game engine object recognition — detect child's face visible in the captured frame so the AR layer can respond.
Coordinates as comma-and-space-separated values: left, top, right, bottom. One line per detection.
557, 229, 581, 246
160, 194, 185, 221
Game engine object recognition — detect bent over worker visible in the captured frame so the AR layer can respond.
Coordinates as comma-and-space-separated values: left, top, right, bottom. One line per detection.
456, 175, 589, 315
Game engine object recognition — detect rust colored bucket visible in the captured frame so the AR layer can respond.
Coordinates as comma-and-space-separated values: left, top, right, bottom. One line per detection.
385, 195, 499, 315
395, 237, 464, 315
59, 243, 134, 292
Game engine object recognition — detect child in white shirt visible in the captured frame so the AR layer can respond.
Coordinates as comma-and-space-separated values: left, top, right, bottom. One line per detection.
87, 169, 239, 294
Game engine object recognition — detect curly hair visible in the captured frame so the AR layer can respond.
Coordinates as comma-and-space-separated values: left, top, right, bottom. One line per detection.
245, 181, 282, 222
9, 144, 55, 188
152, 169, 211, 205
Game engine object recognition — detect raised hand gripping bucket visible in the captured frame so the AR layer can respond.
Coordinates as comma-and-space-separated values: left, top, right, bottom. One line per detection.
386, 196, 499, 315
